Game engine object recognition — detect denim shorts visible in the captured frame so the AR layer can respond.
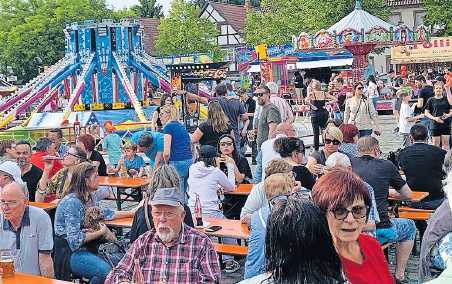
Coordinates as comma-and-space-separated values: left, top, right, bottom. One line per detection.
376, 218, 416, 244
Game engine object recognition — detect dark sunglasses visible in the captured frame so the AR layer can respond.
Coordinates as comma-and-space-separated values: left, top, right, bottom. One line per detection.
324, 138, 341, 145
219, 141, 233, 147
356, 86, 364, 90
331, 205, 369, 221
254, 93, 265, 97
65, 152, 85, 160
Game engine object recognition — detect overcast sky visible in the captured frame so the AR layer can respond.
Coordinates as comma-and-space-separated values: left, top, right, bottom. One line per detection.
107, 0, 172, 14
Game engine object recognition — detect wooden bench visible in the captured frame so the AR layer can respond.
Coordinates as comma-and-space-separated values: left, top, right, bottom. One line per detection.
397, 206, 434, 221
213, 243, 248, 257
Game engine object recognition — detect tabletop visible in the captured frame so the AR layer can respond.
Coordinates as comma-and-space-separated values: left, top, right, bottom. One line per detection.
225, 184, 253, 196
3, 273, 72, 283
29, 202, 57, 211
98, 176, 149, 188
104, 217, 133, 228
389, 191, 429, 202
201, 218, 250, 240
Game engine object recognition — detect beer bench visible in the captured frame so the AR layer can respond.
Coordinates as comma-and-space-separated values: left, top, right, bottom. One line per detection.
397, 206, 434, 221
213, 243, 248, 257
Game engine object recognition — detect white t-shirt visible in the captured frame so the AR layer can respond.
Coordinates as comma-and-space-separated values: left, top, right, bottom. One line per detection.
399, 102, 414, 134
367, 81, 379, 99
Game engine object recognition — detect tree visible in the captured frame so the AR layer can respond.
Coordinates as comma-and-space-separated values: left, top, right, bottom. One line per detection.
191, 0, 260, 8
423, 0, 452, 36
132, 0, 164, 18
155, 0, 222, 58
245, 0, 389, 46
0, 0, 132, 83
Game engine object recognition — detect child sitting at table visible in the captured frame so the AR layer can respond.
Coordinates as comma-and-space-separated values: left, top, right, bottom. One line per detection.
114, 143, 145, 177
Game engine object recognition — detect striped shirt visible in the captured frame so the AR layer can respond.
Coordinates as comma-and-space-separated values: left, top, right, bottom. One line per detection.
105, 225, 221, 283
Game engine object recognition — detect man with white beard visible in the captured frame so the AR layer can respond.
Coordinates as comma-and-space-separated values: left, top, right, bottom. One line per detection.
106, 187, 221, 283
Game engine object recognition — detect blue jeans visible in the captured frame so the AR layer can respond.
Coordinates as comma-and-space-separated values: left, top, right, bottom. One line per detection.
420, 117, 432, 139
170, 159, 192, 203
376, 218, 416, 244
253, 150, 263, 184
70, 250, 111, 284
359, 129, 373, 137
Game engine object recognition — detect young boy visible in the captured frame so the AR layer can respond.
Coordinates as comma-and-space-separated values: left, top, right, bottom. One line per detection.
115, 143, 145, 177
398, 89, 424, 147
102, 121, 122, 167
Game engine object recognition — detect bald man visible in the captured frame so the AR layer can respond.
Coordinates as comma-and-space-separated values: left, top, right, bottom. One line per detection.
254, 122, 297, 183
0, 182, 54, 278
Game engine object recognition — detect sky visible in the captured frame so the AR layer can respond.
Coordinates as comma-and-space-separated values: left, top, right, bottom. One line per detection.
107, 0, 172, 14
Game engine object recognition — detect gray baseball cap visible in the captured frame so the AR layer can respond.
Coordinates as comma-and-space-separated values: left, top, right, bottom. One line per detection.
150, 187, 184, 207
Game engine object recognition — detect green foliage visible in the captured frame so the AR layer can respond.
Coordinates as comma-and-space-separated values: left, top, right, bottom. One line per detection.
191, 0, 260, 8
132, 0, 163, 18
244, 0, 389, 46
423, 0, 452, 36
0, 0, 134, 83
155, 0, 222, 58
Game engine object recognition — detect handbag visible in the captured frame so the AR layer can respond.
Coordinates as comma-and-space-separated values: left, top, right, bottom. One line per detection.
97, 240, 128, 268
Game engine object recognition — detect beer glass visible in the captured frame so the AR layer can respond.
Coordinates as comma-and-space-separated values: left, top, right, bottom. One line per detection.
0, 250, 15, 278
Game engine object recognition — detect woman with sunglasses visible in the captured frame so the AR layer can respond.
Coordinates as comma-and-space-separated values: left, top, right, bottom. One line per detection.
306, 126, 343, 176
312, 169, 393, 284
274, 137, 315, 190
217, 134, 252, 219
307, 79, 338, 150
191, 101, 232, 147
54, 162, 138, 283
35, 145, 87, 202
160, 105, 193, 201
343, 82, 381, 137
241, 189, 347, 284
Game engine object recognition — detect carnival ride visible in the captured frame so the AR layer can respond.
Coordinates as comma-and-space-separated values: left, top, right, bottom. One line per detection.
0, 19, 171, 129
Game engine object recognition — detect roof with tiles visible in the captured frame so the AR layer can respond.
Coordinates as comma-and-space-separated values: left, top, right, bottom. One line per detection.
140, 18, 160, 55
206, 1, 247, 33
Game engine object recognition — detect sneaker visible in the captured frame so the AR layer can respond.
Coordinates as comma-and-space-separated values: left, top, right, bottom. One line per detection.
224, 260, 240, 273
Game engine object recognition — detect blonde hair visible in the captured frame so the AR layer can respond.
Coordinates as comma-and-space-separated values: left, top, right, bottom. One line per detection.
264, 173, 293, 200
264, 159, 293, 177
324, 126, 343, 143
161, 105, 179, 121
207, 101, 229, 133
148, 164, 180, 198
396, 89, 409, 98
310, 79, 321, 91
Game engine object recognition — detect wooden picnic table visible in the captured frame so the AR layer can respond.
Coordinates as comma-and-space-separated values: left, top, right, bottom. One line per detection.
3, 273, 72, 283
224, 183, 253, 196
29, 202, 57, 211
98, 176, 149, 210
105, 217, 250, 240
389, 191, 429, 202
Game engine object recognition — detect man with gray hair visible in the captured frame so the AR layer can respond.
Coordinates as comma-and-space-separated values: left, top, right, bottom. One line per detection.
0, 182, 54, 277
106, 187, 221, 283
351, 136, 416, 282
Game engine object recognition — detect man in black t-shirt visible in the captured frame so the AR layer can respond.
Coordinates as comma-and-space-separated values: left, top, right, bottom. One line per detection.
351, 136, 415, 282
415, 75, 434, 137
15, 140, 42, 202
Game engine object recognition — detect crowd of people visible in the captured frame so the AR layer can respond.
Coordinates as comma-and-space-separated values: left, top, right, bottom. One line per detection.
0, 69, 451, 284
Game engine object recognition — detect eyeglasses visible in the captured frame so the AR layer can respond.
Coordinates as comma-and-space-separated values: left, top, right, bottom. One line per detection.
65, 152, 84, 160
219, 142, 233, 147
331, 205, 369, 221
152, 211, 178, 219
254, 93, 265, 97
324, 138, 341, 145
357, 87, 364, 90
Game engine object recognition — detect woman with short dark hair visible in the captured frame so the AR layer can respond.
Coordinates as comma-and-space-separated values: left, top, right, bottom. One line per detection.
339, 123, 359, 157
77, 134, 107, 176
240, 193, 346, 283
312, 169, 393, 284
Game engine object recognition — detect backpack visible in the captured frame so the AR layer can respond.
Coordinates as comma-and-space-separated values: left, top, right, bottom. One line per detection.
97, 239, 129, 268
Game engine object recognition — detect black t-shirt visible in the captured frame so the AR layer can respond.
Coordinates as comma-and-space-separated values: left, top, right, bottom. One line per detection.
425, 96, 451, 118
294, 75, 304, 88
22, 164, 42, 202
351, 155, 406, 228
398, 143, 446, 201
129, 204, 194, 243
292, 165, 316, 190
198, 122, 232, 147
89, 150, 107, 176
419, 86, 434, 111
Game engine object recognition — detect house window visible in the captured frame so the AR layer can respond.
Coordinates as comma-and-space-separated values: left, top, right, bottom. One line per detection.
414, 10, 426, 27
389, 12, 402, 26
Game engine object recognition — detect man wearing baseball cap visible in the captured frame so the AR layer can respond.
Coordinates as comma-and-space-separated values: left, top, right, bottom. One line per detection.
106, 186, 221, 283
0, 160, 24, 190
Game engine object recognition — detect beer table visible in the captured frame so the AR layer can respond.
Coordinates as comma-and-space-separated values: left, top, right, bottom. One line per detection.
105, 217, 250, 240
3, 273, 72, 283
29, 202, 57, 211
98, 176, 149, 210
224, 184, 253, 196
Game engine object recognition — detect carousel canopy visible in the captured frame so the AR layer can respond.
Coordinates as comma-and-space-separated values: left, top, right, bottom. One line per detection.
328, 0, 393, 34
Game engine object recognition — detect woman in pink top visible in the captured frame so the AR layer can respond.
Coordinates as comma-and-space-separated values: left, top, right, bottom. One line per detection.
312, 169, 394, 284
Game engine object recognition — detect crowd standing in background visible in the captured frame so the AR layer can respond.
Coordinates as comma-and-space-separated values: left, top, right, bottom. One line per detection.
1, 67, 452, 284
